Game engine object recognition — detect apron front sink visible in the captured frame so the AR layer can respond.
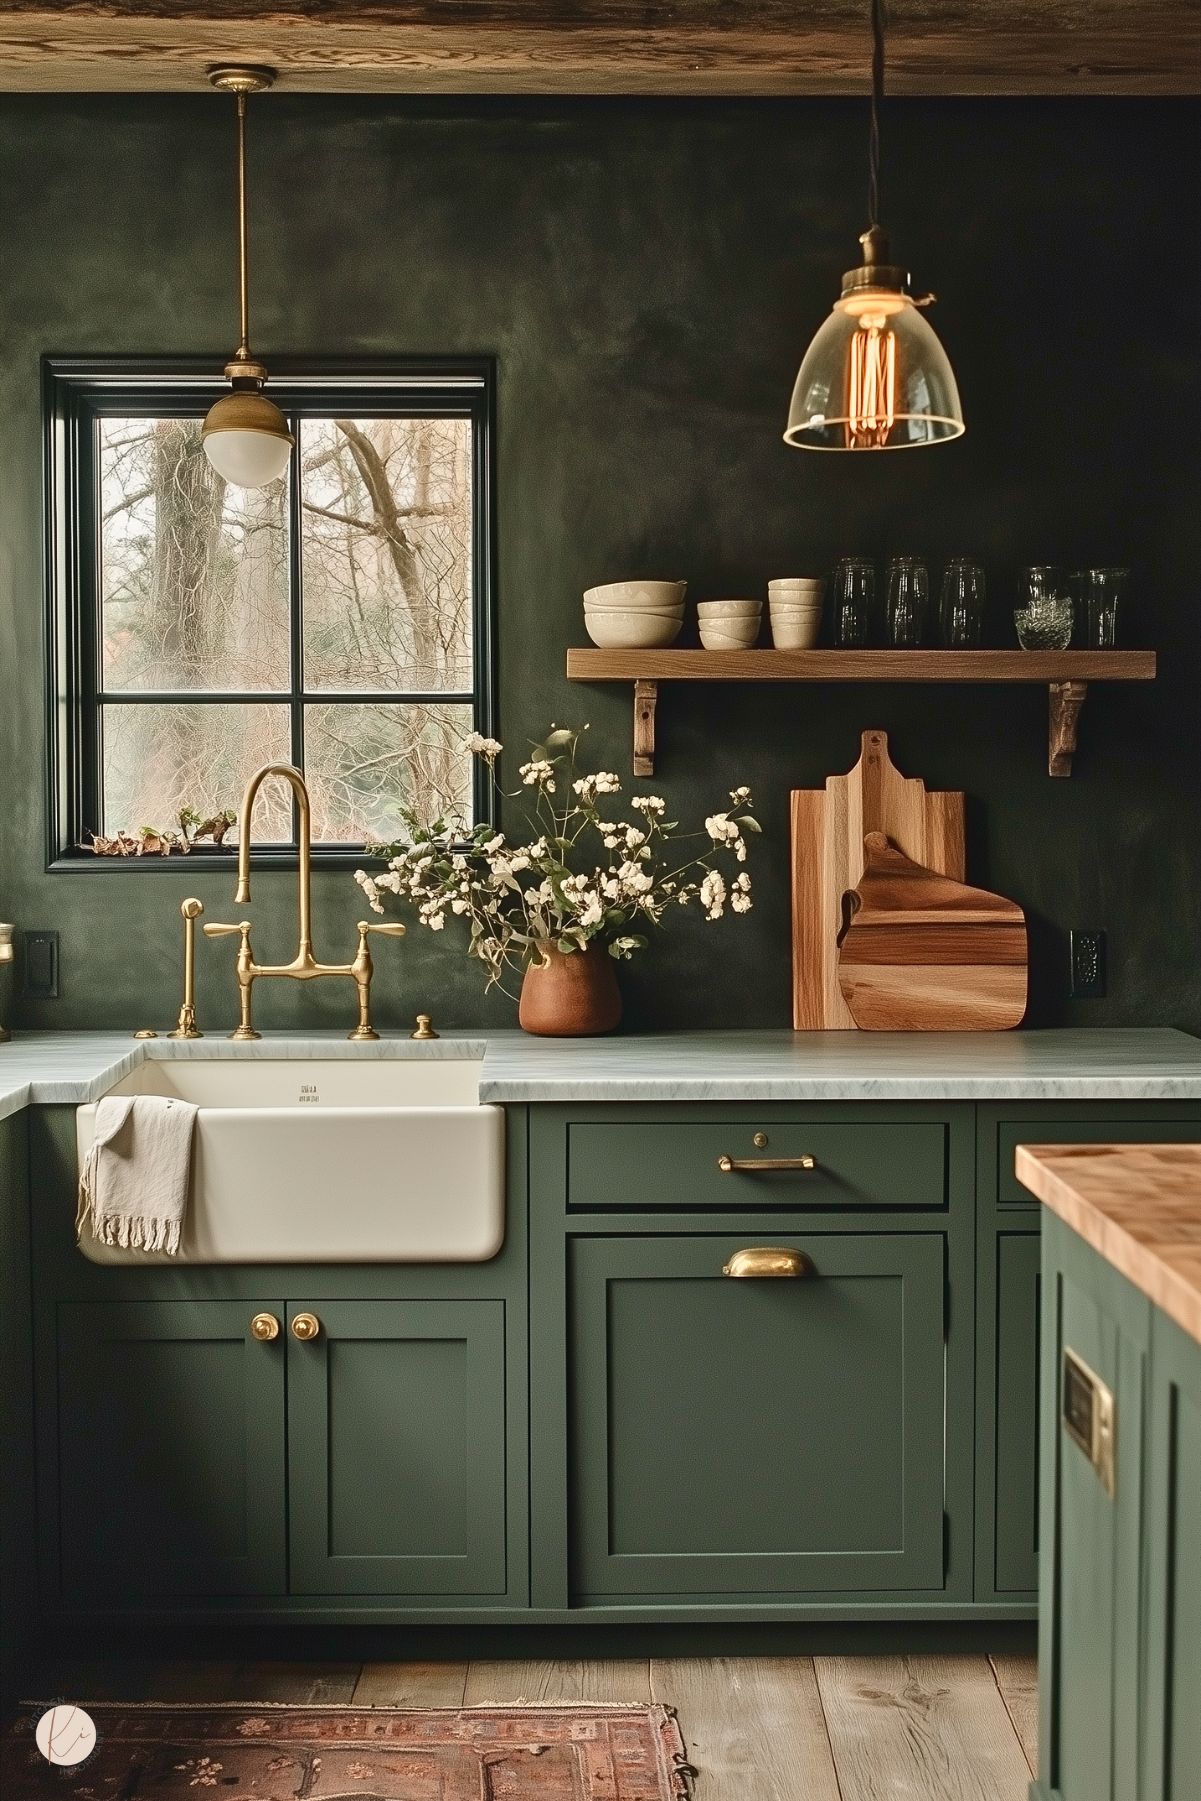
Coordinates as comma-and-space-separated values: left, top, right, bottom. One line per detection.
75, 1058, 504, 1264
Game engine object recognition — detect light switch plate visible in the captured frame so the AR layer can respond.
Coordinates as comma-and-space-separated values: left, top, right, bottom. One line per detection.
23, 930, 60, 999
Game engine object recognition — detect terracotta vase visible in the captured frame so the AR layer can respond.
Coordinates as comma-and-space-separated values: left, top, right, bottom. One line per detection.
518, 941, 623, 1037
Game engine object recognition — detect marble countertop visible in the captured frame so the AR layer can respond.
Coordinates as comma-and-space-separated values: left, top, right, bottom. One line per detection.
0, 1026, 1199, 1121
1016, 1143, 1201, 1345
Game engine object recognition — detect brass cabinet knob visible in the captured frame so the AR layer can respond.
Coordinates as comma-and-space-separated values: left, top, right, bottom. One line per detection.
722, 1246, 811, 1279
291, 1311, 321, 1341
250, 1312, 280, 1342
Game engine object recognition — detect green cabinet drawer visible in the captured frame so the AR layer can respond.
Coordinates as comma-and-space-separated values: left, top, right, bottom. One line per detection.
54, 1301, 287, 1600
570, 1232, 946, 1598
998, 1118, 1201, 1208
994, 1232, 1040, 1594
566, 1120, 948, 1210
288, 1300, 508, 1596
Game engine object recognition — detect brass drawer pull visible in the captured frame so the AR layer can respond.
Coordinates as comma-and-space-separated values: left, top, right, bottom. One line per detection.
291, 1312, 321, 1341
722, 1247, 811, 1279
717, 1154, 817, 1173
249, 1312, 280, 1342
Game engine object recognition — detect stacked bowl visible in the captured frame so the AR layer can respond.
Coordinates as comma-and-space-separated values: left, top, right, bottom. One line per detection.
698, 599, 762, 650
583, 580, 686, 649
768, 577, 825, 649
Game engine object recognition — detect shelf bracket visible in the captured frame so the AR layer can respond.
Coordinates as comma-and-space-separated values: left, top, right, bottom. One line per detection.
633, 678, 658, 775
1048, 680, 1088, 777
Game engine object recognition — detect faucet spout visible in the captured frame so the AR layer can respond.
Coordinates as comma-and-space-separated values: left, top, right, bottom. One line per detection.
236, 762, 313, 957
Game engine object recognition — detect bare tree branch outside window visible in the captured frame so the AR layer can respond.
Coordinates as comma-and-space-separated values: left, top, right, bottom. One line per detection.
97, 410, 477, 844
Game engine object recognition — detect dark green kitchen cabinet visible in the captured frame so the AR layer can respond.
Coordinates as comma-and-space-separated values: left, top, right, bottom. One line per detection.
569, 1232, 947, 1600
287, 1299, 508, 1596
1142, 1306, 1201, 1801
992, 1233, 1041, 1595
53, 1301, 288, 1601
1034, 1213, 1150, 1801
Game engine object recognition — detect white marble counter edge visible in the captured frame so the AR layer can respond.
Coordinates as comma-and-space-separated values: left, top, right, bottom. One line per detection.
2, 1027, 1201, 1121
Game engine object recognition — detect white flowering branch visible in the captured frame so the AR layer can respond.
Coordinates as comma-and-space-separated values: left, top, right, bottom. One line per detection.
354, 726, 760, 997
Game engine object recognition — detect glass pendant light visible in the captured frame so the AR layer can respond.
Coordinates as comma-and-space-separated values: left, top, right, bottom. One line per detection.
202, 65, 294, 488
784, 0, 964, 452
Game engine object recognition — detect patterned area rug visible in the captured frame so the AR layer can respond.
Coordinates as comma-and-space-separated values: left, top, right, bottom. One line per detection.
3, 1702, 695, 1799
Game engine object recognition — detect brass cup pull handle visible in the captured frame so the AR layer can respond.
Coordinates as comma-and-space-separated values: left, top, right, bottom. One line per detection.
723, 1247, 811, 1279
250, 1312, 280, 1342
291, 1312, 321, 1341
717, 1154, 817, 1173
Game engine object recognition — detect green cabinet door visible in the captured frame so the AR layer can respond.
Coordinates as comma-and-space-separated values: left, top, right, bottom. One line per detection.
1143, 1307, 1201, 1801
993, 1232, 1040, 1594
287, 1300, 508, 1596
55, 1301, 286, 1600
1037, 1214, 1148, 1801
570, 1233, 946, 1600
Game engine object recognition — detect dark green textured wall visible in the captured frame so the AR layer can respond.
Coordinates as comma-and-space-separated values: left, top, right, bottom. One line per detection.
0, 96, 1198, 1035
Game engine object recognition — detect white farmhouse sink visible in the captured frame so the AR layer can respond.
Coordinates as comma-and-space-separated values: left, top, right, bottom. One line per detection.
75, 1059, 504, 1265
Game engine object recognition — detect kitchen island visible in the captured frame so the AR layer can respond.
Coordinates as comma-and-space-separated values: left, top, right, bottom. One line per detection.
1017, 1142, 1201, 1801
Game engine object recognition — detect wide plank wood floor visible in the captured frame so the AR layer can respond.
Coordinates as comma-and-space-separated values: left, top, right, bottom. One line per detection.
25, 1653, 1038, 1799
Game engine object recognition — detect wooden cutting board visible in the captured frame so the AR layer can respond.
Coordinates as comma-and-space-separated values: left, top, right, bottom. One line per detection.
838, 833, 1028, 1030
791, 731, 966, 1029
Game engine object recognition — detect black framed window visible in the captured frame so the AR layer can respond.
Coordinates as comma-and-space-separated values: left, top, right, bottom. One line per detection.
43, 358, 496, 870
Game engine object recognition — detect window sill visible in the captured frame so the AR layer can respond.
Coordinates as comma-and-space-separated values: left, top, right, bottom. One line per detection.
46, 847, 382, 875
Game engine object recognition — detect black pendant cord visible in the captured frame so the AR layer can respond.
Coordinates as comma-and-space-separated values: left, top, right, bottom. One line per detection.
867, 0, 886, 229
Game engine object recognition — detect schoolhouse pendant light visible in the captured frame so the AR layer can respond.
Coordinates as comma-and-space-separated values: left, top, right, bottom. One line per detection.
784, 0, 964, 452
202, 65, 294, 488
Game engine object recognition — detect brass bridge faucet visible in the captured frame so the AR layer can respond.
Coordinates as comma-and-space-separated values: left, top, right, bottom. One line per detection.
204, 762, 404, 1042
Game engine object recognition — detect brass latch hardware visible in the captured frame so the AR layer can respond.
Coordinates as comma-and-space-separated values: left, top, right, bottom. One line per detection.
1062, 1346, 1116, 1498
717, 1154, 817, 1173
722, 1247, 811, 1279
250, 1312, 280, 1342
291, 1312, 321, 1342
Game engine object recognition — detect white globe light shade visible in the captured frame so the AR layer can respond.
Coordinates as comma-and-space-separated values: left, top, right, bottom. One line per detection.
784, 290, 964, 451
202, 388, 293, 486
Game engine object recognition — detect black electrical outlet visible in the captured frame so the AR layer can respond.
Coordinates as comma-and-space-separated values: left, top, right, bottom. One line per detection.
23, 930, 60, 999
1070, 929, 1107, 999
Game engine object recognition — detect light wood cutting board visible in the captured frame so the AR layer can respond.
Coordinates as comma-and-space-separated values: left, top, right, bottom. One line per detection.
838, 832, 1029, 1030
791, 731, 965, 1030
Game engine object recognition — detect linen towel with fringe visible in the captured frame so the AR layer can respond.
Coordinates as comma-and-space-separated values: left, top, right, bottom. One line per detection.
77, 1094, 198, 1254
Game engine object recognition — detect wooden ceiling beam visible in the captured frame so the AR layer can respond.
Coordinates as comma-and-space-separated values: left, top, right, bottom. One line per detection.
0, 2, 1197, 97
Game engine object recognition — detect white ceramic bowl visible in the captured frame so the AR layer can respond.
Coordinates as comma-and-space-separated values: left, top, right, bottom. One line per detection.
769, 597, 824, 610
700, 622, 760, 650
769, 576, 825, 589
770, 615, 822, 649
584, 580, 687, 611
585, 602, 684, 619
697, 599, 762, 617
585, 610, 683, 649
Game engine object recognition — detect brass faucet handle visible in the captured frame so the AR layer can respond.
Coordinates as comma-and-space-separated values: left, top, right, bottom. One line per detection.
181, 897, 204, 921
357, 920, 407, 939
203, 920, 252, 940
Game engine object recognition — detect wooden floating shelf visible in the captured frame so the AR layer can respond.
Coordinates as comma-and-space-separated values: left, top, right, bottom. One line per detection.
565, 649, 1157, 777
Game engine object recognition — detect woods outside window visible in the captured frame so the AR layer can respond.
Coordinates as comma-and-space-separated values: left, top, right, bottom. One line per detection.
44, 359, 495, 869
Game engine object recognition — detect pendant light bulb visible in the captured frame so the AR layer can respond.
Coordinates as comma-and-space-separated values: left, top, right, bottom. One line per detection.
202, 66, 293, 489
783, 5, 964, 452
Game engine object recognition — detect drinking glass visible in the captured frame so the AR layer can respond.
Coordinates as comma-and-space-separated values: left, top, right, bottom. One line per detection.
832, 558, 874, 648
939, 559, 986, 647
885, 558, 929, 648
1019, 566, 1062, 609
1082, 566, 1129, 648
1014, 599, 1073, 650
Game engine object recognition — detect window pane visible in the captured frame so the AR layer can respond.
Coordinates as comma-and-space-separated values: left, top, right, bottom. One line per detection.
300, 418, 473, 693
99, 416, 290, 693
305, 702, 474, 843
101, 703, 292, 841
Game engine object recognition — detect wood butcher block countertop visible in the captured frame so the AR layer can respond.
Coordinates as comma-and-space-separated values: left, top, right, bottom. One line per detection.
1016, 1143, 1201, 1346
